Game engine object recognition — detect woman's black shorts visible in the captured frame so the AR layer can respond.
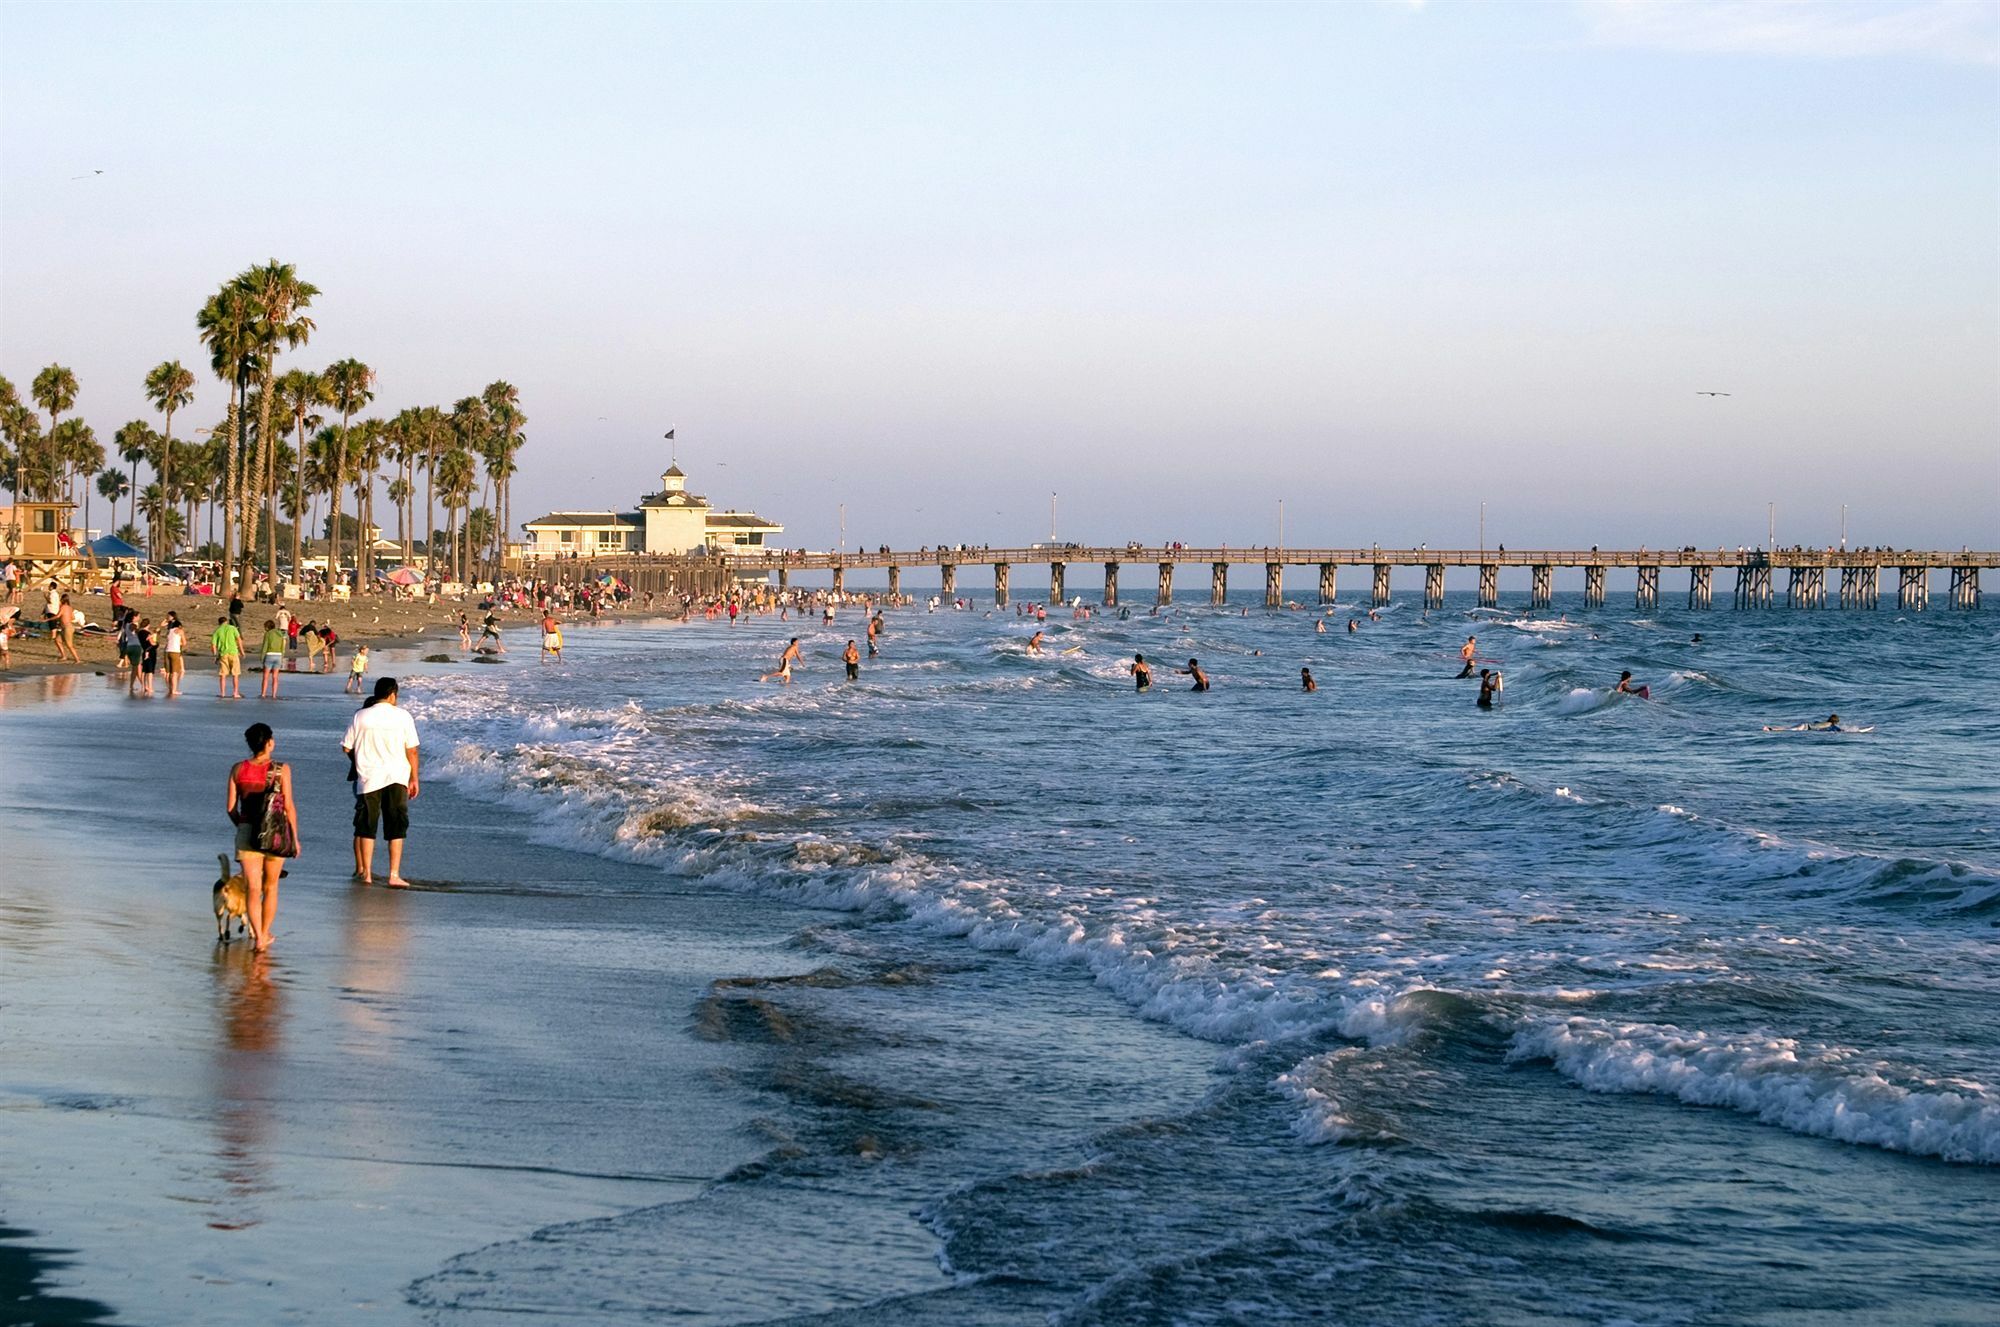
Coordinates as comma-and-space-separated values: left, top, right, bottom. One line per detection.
353, 784, 411, 840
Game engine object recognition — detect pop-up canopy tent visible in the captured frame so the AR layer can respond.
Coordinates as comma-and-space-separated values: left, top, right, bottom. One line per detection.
88, 534, 144, 560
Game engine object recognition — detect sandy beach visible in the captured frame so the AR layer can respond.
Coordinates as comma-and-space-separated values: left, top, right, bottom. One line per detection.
0, 642, 827, 1325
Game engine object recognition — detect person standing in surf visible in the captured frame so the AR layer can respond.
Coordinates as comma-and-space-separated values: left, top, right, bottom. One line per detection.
1130, 653, 1152, 691
1180, 658, 1210, 691
1458, 636, 1478, 678
342, 677, 420, 888
1301, 667, 1317, 692
843, 639, 860, 681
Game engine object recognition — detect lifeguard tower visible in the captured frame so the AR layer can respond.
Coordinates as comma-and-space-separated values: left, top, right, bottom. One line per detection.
1, 500, 91, 583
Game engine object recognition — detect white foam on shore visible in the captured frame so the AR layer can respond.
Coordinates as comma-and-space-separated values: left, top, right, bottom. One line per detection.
1508, 1017, 2000, 1165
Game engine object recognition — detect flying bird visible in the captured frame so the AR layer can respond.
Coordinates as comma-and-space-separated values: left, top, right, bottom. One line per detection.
1696, 391, 1731, 397
70, 170, 103, 180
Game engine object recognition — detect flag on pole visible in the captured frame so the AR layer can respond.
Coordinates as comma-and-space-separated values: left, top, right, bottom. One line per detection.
663, 429, 675, 441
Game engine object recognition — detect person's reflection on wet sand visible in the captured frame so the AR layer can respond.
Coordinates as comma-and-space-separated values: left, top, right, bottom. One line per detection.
340, 880, 409, 1047
209, 946, 284, 1230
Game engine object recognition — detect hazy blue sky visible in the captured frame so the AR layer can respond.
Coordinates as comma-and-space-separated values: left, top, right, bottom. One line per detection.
2, 0, 1994, 553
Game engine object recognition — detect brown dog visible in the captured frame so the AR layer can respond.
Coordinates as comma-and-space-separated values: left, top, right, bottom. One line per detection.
213, 853, 250, 943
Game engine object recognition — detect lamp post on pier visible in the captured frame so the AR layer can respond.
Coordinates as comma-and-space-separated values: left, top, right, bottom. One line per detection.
1050, 491, 1057, 544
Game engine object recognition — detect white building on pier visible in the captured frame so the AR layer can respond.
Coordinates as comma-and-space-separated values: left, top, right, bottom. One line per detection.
520, 465, 782, 559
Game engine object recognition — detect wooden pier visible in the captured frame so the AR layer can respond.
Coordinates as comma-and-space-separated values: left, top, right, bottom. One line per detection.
712, 545, 1995, 611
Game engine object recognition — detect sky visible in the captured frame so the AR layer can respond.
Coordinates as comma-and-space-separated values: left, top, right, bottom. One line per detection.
1, 0, 1995, 554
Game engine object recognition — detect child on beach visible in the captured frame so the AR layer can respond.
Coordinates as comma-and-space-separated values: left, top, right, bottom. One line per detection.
346, 644, 370, 694
259, 619, 286, 698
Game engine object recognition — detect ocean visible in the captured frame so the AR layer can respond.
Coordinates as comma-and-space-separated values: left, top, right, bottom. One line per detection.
406, 591, 1999, 1325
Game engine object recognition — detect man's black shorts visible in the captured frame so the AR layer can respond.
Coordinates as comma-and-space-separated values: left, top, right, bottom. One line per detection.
354, 784, 411, 841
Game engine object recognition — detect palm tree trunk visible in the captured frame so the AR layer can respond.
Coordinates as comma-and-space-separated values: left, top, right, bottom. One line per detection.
160, 406, 175, 562
290, 414, 307, 584
222, 389, 241, 579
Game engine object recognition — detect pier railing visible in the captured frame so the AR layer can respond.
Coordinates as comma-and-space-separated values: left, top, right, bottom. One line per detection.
703, 544, 1994, 611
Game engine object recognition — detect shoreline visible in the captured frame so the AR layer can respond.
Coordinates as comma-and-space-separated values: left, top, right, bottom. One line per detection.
0, 597, 693, 682
0, 662, 825, 1324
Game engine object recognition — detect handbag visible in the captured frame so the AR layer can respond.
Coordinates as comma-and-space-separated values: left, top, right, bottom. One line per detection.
258, 767, 300, 858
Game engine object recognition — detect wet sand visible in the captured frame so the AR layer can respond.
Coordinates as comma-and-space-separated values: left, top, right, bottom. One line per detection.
0, 651, 821, 1324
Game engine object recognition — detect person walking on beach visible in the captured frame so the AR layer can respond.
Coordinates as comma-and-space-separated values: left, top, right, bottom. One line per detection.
540, 611, 563, 661
258, 619, 286, 698
137, 617, 159, 697
761, 637, 802, 684
226, 721, 300, 951
162, 612, 186, 698
52, 593, 82, 663
346, 644, 370, 694
211, 614, 243, 698
342, 677, 420, 888
843, 639, 861, 681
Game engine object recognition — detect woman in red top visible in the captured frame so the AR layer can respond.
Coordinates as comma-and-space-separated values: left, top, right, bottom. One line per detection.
225, 722, 300, 951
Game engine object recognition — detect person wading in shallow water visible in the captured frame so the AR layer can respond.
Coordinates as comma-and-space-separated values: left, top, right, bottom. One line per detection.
1130, 652, 1152, 691
342, 677, 421, 888
761, 638, 802, 684
1179, 658, 1210, 691
843, 639, 861, 681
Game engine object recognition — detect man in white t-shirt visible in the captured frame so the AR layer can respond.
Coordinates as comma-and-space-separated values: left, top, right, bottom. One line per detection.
340, 676, 421, 887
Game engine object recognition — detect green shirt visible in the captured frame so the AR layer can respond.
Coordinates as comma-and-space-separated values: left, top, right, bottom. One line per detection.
260, 628, 286, 655
210, 623, 242, 657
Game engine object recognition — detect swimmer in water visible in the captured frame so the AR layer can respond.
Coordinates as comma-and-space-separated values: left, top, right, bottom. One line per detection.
1316, 618, 1326, 634
1347, 618, 1358, 634
1028, 629, 1044, 655
1810, 713, 1842, 731
1615, 670, 1644, 695
1691, 633, 1704, 645
1457, 635, 1478, 678
760, 637, 802, 684
843, 639, 860, 681
1301, 667, 1317, 692
1130, 652, 1152, 691
1179, 658, 1209, 691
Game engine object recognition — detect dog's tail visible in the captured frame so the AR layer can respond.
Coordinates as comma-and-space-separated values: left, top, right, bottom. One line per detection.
217, 853, 232, 880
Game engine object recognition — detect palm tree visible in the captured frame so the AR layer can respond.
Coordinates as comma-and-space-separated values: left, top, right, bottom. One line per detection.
483, 381, 524, 576
228, 260, 318, 591
276, 367, 328, 581
30, 364, 78, 501
96, 469, 130, 538
437, 444, 476, 583
197, 285, 263, 580
341, 417, 383, 583
388, 475, 412, 564
143, 360, 195, 546
411, 405, 450, 570
52, 420, 101, 509
323, 358, 375, 584
113, 420, 155, 539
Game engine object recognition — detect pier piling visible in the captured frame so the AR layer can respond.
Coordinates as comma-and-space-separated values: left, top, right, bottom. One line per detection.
1635, 566, 1659, 611
1530, 564, 1553, 610
1688, 565, 1712, 610
1478, 564, 1498, 608
1158, 562, 1174, 606
1265, 563, 1283, 609
1103, 561, 1119, 607
940, 563, 956, 599
1318, 563, 1337, 605
1584, 565, 1606, 608
1897, 566, 1927, 612
1211, 562, 1228, 607
832, 566, 844, 596
887, 565, 901, 600
1049, 561, 1065, 605
1423, 563, 1444, 610
992, 562, 1008, 607
1950, 565, 1980, 610
1372, 563, 1391, 607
